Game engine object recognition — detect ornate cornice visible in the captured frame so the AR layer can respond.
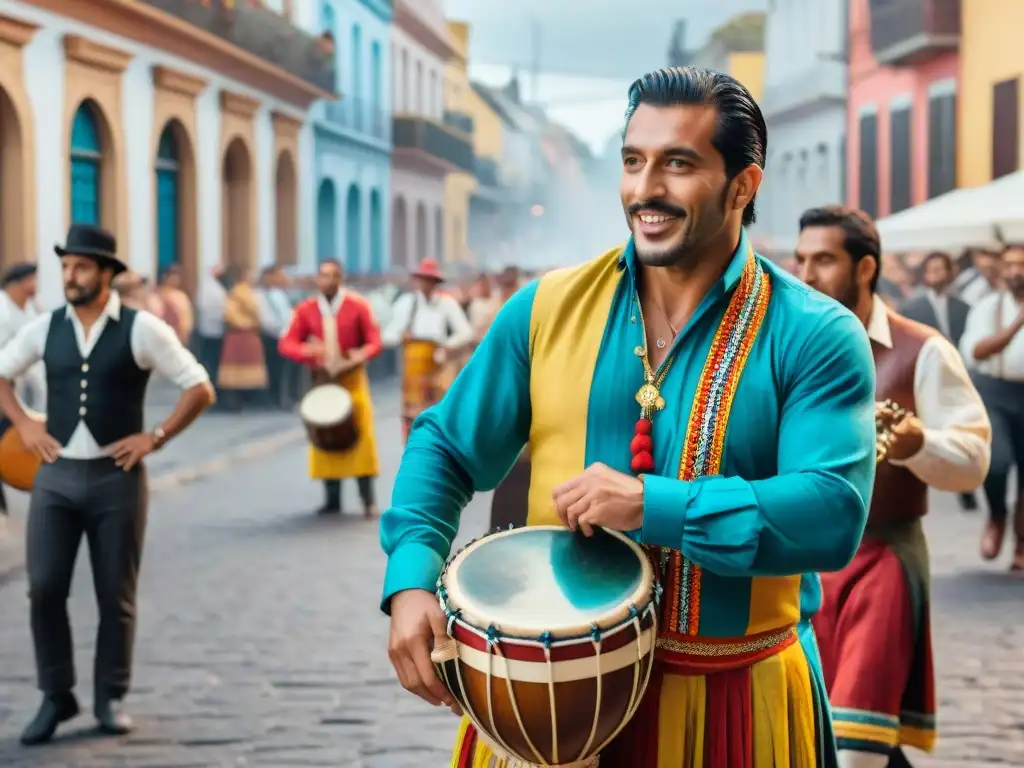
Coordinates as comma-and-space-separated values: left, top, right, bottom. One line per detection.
153, 65, 208, 97
0, 13, 38, 47
272, 111, 302, 138
63, 34, 133, 72
220, 90, 261, 118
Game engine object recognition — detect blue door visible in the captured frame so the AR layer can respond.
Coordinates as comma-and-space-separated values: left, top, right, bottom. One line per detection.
70, 103, 102, 225
155, 125, 180, 272
317, 179, 337, 263
345, 184, 361, 273
370, 190, 383, 274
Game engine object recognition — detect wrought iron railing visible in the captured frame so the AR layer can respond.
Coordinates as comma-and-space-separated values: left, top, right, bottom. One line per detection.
323, 96, 390, 140
869, 0, 960, 63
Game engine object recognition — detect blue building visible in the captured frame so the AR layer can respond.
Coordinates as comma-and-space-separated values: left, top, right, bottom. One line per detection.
295, 0, 392, 275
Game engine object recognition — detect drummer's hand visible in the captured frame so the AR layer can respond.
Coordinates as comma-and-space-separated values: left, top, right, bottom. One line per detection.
878, 408, 925, 461
110, 432, 157, 470
388, 589, 460, 713
553, 462, 644, 537
16, 419, 61, 464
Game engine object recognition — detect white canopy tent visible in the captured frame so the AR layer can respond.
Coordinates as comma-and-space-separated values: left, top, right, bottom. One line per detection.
876, 170, 1024, 253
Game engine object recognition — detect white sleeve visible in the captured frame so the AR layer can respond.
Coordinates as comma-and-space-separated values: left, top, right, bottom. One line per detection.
0, 312, 51, 380
889, 335, 991, 491
132, 312, 211, 389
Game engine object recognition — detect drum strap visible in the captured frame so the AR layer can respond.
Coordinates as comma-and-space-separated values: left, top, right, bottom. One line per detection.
321, 293, 348, 378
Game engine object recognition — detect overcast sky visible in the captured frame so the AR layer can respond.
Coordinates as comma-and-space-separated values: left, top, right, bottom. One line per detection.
444, 0, 765, 154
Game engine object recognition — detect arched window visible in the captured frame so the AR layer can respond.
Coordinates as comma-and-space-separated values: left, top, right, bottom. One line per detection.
70, 102, 102, 225
155, 125, 180, 271
319, 1, 335, 33
351, 25, 362, 129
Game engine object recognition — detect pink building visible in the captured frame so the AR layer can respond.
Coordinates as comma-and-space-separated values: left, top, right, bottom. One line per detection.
846, 0, 961, 218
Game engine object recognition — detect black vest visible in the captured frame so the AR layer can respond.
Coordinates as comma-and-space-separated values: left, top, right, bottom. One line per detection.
44, 307, 152, 446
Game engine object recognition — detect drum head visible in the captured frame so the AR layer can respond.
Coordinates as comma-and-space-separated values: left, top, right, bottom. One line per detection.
444, 526, 651, 638
300, 384, 352, 426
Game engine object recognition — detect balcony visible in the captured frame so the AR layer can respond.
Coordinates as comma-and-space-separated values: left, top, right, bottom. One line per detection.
869, 0, 960, 66
322, 96, 389, 141
762, 59, 845, 122
139, 0, 335, 92
444, 110, 474, 135
392, 115, 474, 173
475, 157, 501, 188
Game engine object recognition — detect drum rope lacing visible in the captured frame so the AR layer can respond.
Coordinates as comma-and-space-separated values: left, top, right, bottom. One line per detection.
436, 528, 663, 767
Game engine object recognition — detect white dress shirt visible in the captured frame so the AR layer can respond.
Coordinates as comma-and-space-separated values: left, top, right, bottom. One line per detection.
867, 296, 991, 492
957, 271, 997, 307
196, 273, 226, 337
958, 290, 1024, 381
0, 292, 210, 460
0, 290, 45, 408
381, 291, 473, 349
256, 286, 293, 338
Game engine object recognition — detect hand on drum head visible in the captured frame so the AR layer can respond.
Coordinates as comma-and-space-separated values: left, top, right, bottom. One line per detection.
16, 419, 61, 464
388, 589, 462, 714
553, 462, 645, 536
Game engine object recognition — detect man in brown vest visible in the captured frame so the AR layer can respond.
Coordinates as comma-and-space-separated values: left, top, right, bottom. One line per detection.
794, 206, 991, 768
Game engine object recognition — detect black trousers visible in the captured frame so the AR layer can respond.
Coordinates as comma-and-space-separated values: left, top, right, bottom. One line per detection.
26, 458, 147, 698
324, 478, 375, 509
973, 374, 1024, 529
261, 332, 284, 408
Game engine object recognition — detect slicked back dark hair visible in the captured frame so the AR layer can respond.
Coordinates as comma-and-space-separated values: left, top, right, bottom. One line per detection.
623, 66, 767, 226
799, 205, 882, 293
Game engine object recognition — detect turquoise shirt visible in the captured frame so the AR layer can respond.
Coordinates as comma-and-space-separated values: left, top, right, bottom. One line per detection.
380, 231, 876, 637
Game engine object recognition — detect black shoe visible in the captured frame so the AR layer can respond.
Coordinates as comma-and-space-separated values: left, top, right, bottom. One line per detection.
20, 692, 80, 745
958, 492, 979, 512
94, 697, 133, 735
317, 504, 342, 515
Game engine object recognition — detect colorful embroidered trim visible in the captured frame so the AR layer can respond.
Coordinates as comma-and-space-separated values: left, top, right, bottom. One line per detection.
651, 250, 772, 637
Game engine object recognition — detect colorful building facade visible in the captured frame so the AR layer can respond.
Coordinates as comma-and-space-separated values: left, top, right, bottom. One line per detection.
441, 21, 473, 266
0, 0, 331, 306
757, 0, 847, 255
295, 0, 392, 274
389, 0, 472, 272
685, 12, 766, 102
958, 0, 1024, 187
845, 0, 959, 219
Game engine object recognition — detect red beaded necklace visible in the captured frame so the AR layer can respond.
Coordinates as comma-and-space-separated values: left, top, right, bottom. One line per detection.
630, 298, 679, 475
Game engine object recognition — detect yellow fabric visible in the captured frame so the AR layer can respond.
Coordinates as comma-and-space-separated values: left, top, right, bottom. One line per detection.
450, 639, 818, 767
899, 725, 935, 752
524, 247, 624, 527
223, 282, 260, 330
308, 366, 379, 479
746, 575, 802, 635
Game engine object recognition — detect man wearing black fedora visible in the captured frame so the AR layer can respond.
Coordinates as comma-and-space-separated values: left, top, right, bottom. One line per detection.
0, 223, 215, 745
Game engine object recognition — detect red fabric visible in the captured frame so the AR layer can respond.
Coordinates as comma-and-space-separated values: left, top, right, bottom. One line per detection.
813, 537, 915, 716
451, 621, 642, 662
457, 723, 476, 768
278, 294, 382, 368
220, 329, 263, 366
704, 666, 753, 767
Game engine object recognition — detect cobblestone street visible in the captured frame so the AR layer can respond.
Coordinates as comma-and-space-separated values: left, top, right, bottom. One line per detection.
0, 398, 1021, 766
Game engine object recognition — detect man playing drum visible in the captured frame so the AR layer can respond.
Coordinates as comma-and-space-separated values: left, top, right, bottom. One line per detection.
279, 260, 382, 517
795, 207, 990, 768
381, 67, 877, 767
381, 259, 474, 441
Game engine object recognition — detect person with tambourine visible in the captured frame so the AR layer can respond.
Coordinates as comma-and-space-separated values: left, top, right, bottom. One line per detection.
279, 259, 382, 516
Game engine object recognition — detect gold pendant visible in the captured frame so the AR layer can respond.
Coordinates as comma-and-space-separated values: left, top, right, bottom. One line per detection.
635, 383, 665, 411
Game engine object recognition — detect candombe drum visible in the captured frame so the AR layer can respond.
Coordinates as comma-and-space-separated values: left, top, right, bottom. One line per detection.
0, 408, 45, 491
299, 384, 358, 452
431, 526, 659, 766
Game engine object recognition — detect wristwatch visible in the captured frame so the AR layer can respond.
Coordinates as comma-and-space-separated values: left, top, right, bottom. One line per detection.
152, 425, 167, 450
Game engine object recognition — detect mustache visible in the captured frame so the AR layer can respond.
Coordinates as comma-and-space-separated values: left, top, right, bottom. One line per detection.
628, 200, 687, 218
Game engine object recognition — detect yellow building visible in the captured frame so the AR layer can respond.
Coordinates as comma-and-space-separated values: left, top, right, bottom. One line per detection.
958, 0, 1024, 187
686, 12, 765, 102
443, 21, 505, 266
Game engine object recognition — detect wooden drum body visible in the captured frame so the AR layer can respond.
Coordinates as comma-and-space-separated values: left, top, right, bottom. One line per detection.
299, 384, 357, 452
0, 409, 45, 491
432, 526, 658, 767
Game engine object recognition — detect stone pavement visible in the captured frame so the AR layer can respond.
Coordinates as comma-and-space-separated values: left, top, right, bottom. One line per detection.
0, 409, 1020, 765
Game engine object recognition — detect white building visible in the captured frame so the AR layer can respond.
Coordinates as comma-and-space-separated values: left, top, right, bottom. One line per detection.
389, 0, 472, 271
756, 0, 848, 256
0, 0, 333, 307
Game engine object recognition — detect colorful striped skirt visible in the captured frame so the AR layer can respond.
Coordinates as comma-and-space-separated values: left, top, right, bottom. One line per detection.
813, 529, 935, 755
450, 622, 838, 767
